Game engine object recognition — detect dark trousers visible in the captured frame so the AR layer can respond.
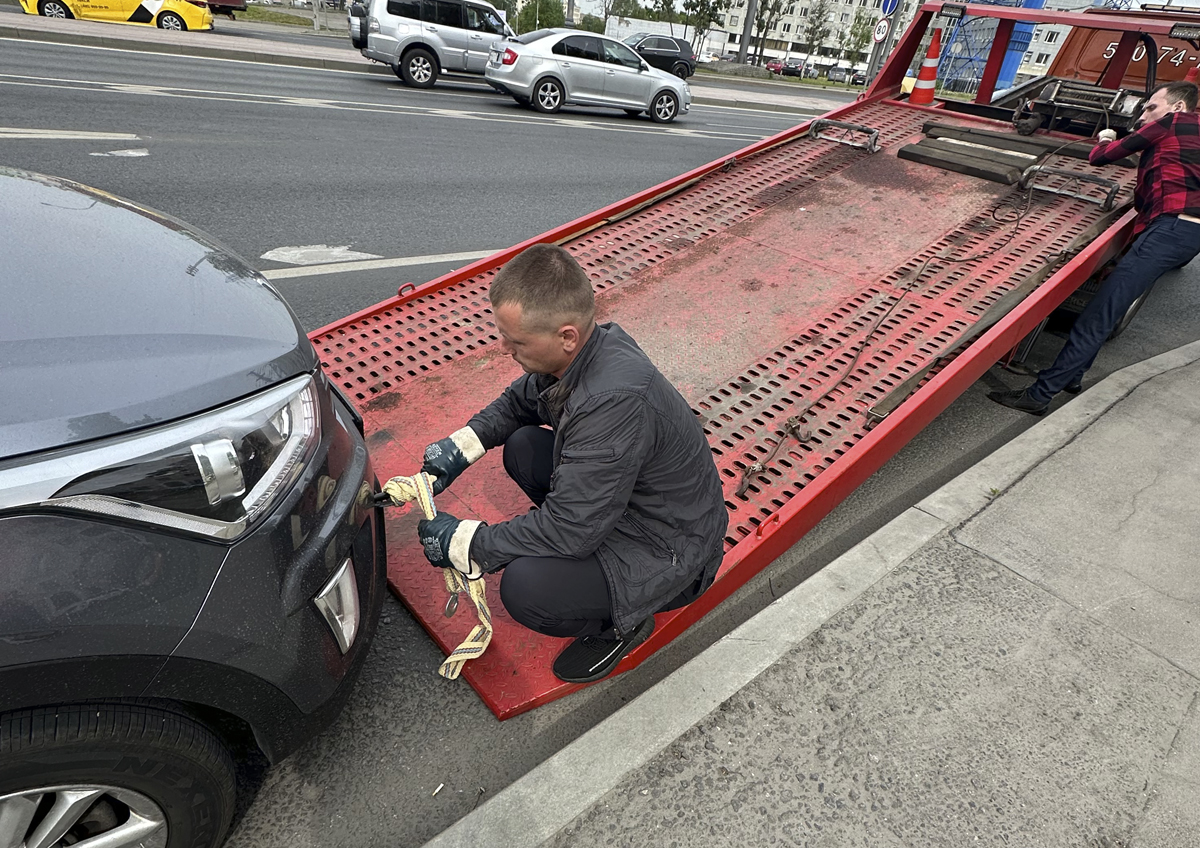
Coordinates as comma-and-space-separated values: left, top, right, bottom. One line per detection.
1028, 215, 1200, 404
498, 426, 613, 639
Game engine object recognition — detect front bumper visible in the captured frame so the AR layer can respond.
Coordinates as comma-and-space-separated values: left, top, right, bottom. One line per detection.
143, 376, 387, 761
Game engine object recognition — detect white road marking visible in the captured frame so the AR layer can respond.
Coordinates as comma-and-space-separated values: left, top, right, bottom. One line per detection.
260, 244, 384, 265
0, 72, 762, 141
0, 127, 140, 140
259, 249, 499, 280
89, 148, 150, 157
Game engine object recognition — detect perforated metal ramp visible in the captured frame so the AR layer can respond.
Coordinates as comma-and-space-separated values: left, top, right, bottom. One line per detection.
313, 100, 1136, 718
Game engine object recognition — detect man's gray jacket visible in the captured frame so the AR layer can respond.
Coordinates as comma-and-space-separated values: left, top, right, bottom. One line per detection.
467, 322, 727, 636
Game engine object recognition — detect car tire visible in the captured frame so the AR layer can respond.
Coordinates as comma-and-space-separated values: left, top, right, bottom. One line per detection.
670, 62, 689, 79
649, 90, 678, 123
1108, 285, 1154, 340
623, 108, 642, 117
38, 0, 73, 17
532, 77, 563, 114
399, 48, 438, 88
0, 704, 236, 848
157, 11, 187, 29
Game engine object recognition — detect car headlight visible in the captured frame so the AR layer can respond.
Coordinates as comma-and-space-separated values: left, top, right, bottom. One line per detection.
0, 375, 321, 541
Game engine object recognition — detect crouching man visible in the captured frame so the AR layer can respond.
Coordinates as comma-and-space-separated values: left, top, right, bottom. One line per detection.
416, 244, 728, 683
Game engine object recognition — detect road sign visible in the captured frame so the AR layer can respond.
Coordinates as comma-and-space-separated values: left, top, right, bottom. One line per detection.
881, 0, 899, 15
873, 17, 890, 44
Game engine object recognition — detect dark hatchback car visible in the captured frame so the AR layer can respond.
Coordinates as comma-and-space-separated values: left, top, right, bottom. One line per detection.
0, 168, 385, 848
622, 32, 695, 78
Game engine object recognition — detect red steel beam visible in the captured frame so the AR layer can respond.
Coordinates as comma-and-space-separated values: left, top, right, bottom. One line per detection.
976, 18, 1015, 105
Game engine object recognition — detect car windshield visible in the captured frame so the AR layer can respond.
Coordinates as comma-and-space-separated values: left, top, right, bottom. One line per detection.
516, 28, 556, 44
622, 32, 649, 46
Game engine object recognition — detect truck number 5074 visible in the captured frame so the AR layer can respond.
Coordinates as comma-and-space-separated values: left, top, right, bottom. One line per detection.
1102, 41, 1193, 67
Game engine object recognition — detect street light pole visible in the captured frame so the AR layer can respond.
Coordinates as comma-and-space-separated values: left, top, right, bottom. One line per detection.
737, 0, 759, 63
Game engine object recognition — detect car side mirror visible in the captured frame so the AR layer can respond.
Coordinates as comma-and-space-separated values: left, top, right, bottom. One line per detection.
640, 61, 650, 72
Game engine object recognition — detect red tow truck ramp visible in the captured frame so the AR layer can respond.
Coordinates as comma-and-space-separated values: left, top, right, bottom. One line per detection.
309, 3, 1161, 718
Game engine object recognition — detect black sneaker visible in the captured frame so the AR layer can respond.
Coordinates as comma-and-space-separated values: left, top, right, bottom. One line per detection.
987, 388, 1049, 416
1064, 380, 1083, 395
552, 617, 655, 684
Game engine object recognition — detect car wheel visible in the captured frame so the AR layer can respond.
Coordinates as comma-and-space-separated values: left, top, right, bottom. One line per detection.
649, 90, 678, 123
0, 704, 236, 848
671, 62, 689, 79
399, 48, 438, 88
157, 11, 187, 29
1109, 285, 1154, 340
38, 0, 73, 17
623, 108, 642, 117
532, 77, 563, 114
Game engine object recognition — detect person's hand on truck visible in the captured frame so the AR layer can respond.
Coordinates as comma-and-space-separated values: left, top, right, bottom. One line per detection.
1097, 129, 1117, 143
421, 427, 486, 494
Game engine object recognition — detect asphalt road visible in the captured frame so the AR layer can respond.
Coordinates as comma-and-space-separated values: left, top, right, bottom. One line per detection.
4, 33, 1200, 848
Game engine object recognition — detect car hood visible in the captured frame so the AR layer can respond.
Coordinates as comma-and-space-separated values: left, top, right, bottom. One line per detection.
0, 168, 316, 461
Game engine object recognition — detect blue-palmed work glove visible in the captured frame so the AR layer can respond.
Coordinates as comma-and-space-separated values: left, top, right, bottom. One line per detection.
421, 427, 486, 494
418, 512, 485, 580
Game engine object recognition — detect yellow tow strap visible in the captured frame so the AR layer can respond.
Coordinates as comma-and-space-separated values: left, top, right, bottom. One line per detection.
381, 473, 492, 680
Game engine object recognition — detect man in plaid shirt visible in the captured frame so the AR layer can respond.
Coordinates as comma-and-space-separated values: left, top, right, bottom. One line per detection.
991, 80, 1200, 415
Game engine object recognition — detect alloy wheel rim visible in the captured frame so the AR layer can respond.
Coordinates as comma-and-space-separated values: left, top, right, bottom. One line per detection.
537, 83, 559, 110
411, 57, 432, 83
161, 14, 182, 28
44, 2, 66, 15
655, 94, 675, 120
0, 785, 168, 848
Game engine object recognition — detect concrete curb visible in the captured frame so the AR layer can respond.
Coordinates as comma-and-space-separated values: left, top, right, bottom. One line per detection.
421, 337, 1200, 848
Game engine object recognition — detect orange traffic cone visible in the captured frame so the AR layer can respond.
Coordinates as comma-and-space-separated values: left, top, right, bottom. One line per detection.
909, 28, 942, 106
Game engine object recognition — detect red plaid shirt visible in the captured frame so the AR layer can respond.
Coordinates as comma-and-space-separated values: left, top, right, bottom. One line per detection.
1090, 111, 1200, 233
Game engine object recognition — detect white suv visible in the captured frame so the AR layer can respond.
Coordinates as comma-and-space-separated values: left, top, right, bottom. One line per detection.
349, 0, 512, 88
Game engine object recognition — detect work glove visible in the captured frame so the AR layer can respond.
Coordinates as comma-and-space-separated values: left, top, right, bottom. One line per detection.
1098, 129, 1118, 144
421, 427, 486, 494
418, 512, 485, 580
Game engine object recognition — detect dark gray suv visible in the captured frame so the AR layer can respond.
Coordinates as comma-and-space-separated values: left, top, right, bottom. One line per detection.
0, 168, 386, 848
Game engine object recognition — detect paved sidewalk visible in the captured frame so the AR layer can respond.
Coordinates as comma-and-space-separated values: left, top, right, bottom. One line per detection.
427, 339, 1200, 848
0, 12, 833, 113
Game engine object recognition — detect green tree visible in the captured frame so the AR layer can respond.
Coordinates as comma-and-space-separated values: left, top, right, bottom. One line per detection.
682, 0, 731, 50
656, 0, 676, 33
801, 0, 832, 70
844, 8, 872, 65
611, 0, 657, 18
580, 12, 606, 31
752, 0, 786, 65
515, 0, 564, 32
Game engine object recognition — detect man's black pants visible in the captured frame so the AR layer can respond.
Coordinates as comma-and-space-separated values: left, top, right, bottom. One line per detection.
1028, 215, 1200, 404
498, 426, 614, 639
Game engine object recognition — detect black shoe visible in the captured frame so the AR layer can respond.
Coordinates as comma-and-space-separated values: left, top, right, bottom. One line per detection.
987, 388, 1049, 416
552, 617, 655, 684
1064, 380, 1083, 395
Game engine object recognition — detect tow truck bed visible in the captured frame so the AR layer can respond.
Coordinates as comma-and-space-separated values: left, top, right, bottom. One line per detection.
311, 4, 1155, 717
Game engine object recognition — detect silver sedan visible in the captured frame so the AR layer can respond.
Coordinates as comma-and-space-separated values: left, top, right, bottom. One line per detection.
484, 28, 691, 123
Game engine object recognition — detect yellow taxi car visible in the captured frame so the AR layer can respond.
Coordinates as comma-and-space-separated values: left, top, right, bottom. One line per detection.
19, 0, 213, 30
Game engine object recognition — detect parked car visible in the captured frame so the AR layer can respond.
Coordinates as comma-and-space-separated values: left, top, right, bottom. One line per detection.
17, 0, 211, 30
622, 33, 696, 78
851, 70, 868, 85
349, 0, 513, 88
780, 58, 805, 77
0, 167, 386, 848
486, 29, 691, 122
827, 66, 850, 82
697, 50, 716, 63
765, 58, 784, 74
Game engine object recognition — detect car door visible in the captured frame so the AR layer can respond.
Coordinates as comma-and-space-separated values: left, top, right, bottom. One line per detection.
463, 3, 507, 72
551, 35, 606, 103
600, 38, 654, 107
422, 0, 467, 71
637, 36, 678, 73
